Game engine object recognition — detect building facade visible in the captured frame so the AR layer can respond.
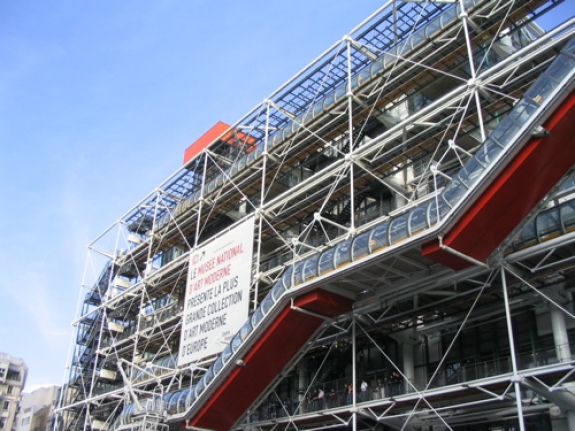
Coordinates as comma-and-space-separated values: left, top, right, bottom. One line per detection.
0, 354, 27, 431
15, 386, 59, 431
57, 1, 575, 430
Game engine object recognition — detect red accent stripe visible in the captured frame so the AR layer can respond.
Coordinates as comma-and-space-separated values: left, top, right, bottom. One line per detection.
422, 91, 575, 269
187, 290, 353, 431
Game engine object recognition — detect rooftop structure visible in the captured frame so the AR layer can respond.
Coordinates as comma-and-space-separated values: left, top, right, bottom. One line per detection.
57, 1, 575, 430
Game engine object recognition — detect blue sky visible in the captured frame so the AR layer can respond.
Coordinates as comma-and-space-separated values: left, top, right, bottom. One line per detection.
0, 0, 385, 391
0, 0, 570, 392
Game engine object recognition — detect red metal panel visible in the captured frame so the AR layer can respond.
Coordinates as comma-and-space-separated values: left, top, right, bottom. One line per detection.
294, 289, 353, 317
183, 122, 230, 165
422, 91, 575, 269
187, 289, 353, 431
183, 122, 258, 165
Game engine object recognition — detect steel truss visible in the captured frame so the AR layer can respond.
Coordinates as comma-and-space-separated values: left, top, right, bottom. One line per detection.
56, 1, 575, 431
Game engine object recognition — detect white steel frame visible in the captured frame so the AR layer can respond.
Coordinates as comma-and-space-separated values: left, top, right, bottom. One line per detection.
56, 1, 575, 430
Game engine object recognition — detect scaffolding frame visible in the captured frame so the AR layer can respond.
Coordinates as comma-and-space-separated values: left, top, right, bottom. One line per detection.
56, 1, 575, 430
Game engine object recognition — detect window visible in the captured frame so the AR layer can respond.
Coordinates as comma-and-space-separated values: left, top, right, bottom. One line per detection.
7, 386, 13, 394
2, 401, 8, 410
0, 368, 5, 377
0, 417, 5, 429
6, 371, 19, 381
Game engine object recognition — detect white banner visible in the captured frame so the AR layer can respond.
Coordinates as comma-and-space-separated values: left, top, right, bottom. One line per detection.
178, 217, 255, 366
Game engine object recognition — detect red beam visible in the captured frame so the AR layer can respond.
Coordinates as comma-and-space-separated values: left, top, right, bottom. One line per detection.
422, 91, 575, 269
187, 289, 353, 431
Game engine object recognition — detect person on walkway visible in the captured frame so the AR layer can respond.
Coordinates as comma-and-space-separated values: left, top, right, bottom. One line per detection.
346, 383, 354, 404
315, 388, 325, 410
328, 388, 337, 408
389, 371, 403, 397
373, 378, 384, 400
360, 379, 369, 402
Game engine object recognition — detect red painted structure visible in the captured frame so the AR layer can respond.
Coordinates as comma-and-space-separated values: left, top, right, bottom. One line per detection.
422, 91, 575, 269
183, 121, 256, 165
186, 289, 353, 431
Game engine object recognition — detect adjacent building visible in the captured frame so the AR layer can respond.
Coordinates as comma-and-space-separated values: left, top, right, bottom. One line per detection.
57, 1, 575, 430
14, 386, 59, 431
0, 354, 27, 431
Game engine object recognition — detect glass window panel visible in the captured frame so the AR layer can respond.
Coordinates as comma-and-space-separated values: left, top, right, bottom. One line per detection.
177, 389, 190, 413
213, 356, 224, 374
545, 54, 575, 83
536, 207, 561, 242
335, 86, 347, 102
369, 222, 389, 251
475, 139, 503, 166
349, 76, 360, 91
239, 320, 253, 341
563, 38, 575, 56
302, 254, 319, 282
490, 116, 521, 147
293, 261, 305, 286
439, 193, 453, 214
409, 206, 428, 235
410, 31, 425, 49
162, 392, 172, 406
281, 126, 291, 142
246, 150, 257, 166
389, 214, 409, 244
312, 103, 324, 117
165, 356, 176, 369
281, 266, 294, 290
524, 77, 556, 107
271, 281, 286, 301
459, 156, 485, 188
168, 392, 179, 413
323, 94, 336, 110
270, 132, 282, 148
561, 201, 575, 232
511, 222, 537, 250
334, 239, 353, 267
186, 389, 197, 408
370, 59, 384, 77
384, 50, 397, 68
237, 157, 247, 171
250, 307, 264, 329
203, 366, 215, 385
231, 331, 244, 352
254, 143, 264, 157
221, 345, 233, 363
426, 20, 441, 39
318, 248, 336, 274
357, 68, 371, 87
440, 7, 457, 27
194, 377, 206, 398
351, 231, 370, 260
441, 178, 466, 207
508, 99, 537, 126
427, 200, 439, 227
261, 295, 275, 315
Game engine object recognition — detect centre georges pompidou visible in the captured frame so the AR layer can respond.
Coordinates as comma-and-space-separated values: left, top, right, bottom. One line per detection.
56, 0, 575, 430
